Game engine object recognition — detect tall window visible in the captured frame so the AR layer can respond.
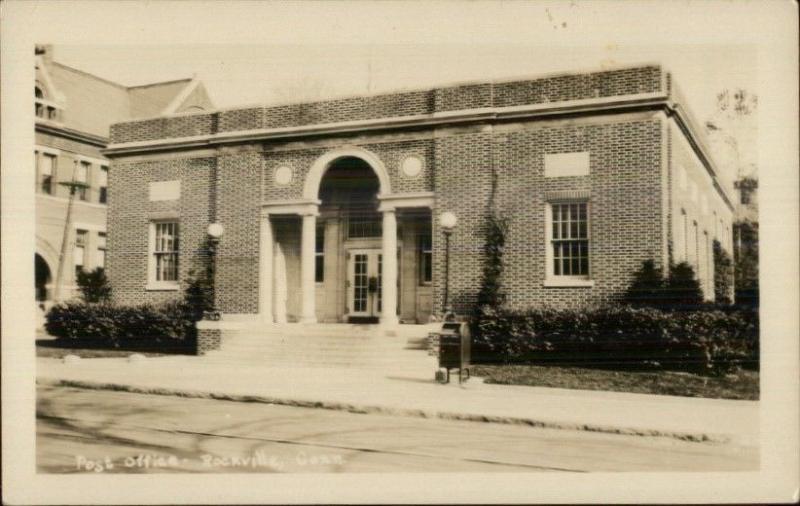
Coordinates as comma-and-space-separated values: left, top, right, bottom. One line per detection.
99, 166, 109, 204
315, 223, 324, 283
74, 229, 87, 278
35, 86, 44, 118
550, 202, 589, 277
75, 161, 89, 201
680, 209, 688, 262
40, 153, 56, 195
152, 222, 179, 283
97, 232, 107, 271
418, 227, 432, 284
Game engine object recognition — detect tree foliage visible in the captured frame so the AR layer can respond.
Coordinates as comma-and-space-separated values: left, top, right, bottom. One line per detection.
475, 214, 507, 311
713, 240, 734, 305
76, 267, 111, 303
734, 219, 759, 306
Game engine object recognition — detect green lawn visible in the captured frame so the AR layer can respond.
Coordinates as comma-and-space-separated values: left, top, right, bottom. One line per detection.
471, 364, 759, 400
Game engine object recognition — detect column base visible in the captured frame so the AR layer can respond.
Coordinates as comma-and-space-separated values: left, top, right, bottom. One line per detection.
379, 315, 400, 327
298, 316, 318, 324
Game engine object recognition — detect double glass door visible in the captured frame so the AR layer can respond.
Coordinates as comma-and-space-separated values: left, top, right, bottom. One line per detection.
347, 249, 382, 317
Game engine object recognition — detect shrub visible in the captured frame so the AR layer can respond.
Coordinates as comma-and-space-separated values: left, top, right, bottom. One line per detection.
665, 262, 704, 308
184, 269, 215, 320
472, 305, 758, 375
45, 300, 197, 351
622, 260, 706, 309
76, 268, 112, 303
623, 260, 666, 307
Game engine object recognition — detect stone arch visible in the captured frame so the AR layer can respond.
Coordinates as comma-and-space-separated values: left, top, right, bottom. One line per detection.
36, 235, 59, 276
303, 146, 391, 200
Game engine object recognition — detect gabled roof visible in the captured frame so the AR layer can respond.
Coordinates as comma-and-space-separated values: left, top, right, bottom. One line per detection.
36, 53, 213, 138
128, 78, 193, 118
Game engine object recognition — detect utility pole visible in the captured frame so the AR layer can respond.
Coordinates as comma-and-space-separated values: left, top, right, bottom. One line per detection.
53, 170, 89, 301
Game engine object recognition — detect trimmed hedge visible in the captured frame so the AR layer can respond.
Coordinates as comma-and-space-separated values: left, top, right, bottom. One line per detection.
45, 301, 197, 351
472, 305, 759, 375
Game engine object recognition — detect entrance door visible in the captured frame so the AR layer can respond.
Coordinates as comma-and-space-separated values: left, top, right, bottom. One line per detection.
347, 249, 382, 318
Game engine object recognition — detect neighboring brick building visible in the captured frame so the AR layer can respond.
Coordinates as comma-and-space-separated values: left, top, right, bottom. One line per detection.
104, 64, 734, 325
34, 45, 213, 317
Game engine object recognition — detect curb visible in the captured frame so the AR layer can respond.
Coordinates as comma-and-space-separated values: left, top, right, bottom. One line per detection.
38, 377, 728, 444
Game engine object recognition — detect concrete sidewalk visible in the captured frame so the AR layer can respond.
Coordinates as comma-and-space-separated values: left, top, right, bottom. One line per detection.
36, 354, 759, 446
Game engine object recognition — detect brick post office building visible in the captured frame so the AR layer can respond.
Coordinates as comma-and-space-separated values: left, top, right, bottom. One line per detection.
104, 65, 735, 327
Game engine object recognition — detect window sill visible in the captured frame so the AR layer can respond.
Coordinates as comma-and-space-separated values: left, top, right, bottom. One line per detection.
544, 278, 595, 288
145, 283, 180, 292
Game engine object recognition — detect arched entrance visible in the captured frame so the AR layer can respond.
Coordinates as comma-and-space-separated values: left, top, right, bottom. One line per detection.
35, 253, 52, 302
258, 146, 435, 325
260, 146, 401, 325
318, 157, 385, 322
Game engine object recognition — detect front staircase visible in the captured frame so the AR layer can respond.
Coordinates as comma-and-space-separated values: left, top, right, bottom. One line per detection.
203, 322, 440, 372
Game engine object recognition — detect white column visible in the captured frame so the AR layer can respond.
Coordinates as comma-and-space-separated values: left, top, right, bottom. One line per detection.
381, 209, 399, 326
299, 213, 317, 323
258, 216, 274, 323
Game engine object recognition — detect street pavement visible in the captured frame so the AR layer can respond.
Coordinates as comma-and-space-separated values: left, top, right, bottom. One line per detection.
37, 384, 758, 473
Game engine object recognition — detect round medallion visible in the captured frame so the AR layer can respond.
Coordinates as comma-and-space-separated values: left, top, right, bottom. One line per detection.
401, 155, 424, 178
274, 166, 293, 186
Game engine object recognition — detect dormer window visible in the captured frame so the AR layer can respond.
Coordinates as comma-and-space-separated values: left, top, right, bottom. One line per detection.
35, 84, 60, 121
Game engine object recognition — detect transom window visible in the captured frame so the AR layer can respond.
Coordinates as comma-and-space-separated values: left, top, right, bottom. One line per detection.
550, 202, 589, 277
347, 213, 382, 238
152, 222, 179, 283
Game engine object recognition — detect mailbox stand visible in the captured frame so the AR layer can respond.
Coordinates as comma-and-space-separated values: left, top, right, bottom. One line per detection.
435, 321, 471, 384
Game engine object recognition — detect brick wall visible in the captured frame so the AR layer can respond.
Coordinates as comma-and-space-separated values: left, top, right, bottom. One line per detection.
432, 130, 495, 314
107, 156, 214, 306
498, 117, 664, 309
214, 151, 264, 314
493, 66, 662, 107
261, 139, 435, 202
110, 66, 665, 144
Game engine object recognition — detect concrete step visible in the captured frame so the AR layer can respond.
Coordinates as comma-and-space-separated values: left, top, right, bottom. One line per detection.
207, 322, 440, 370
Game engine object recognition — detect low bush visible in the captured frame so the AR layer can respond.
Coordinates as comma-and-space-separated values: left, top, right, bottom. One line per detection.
473, 304, 758, 375
45, 300, 198, 351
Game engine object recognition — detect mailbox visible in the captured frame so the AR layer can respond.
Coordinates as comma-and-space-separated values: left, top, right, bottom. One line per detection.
437, 321, 471, 383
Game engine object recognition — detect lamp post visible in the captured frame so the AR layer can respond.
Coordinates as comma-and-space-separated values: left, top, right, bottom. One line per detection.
204, 223, 224, 320
439, 211, 458, 319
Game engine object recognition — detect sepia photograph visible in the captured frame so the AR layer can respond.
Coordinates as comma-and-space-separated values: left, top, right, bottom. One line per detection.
2, 0, 798, 504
